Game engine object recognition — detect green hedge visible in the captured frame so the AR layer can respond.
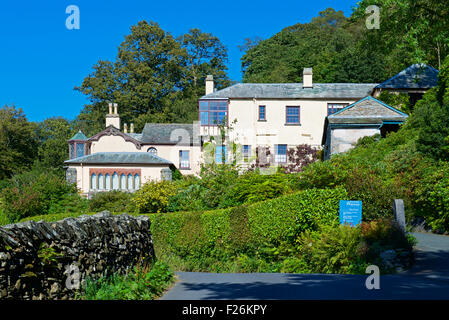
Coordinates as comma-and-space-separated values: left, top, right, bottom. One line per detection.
149, 188, 347, 270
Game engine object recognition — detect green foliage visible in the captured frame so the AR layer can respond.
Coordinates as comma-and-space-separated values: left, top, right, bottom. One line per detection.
377, 91, 411, 114
89, 191, 135, 213
0, 169, 80, 223
296, 219, 414, 274
80, 261, 174, 300
343, 167, 400, 221
167, 166, 295, 212
37, 242, 64, 266
409, 91, 449, 161
150, 188, 346, 272
75, 21, 231, 134
0, 105, 38, 180
132, 180, 177, 213
241, 8, 387, 84
222, 172, 291, 206
34, 117, 72, 171
296, 224, 367, 274
19, 211, 99, 224
413, 162, 449, 231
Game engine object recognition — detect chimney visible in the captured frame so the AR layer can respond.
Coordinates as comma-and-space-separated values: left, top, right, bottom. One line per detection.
205, 75, 214, 95
105, 102, 121, 129
123, 123, 128, 133
303, 68, 313, 88
130, 123, 134, 133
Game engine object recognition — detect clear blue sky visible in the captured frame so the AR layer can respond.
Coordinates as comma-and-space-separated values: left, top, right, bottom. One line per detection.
0, 0, 358, 122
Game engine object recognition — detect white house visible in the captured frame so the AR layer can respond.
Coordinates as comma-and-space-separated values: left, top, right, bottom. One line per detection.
65, 65, 438, 196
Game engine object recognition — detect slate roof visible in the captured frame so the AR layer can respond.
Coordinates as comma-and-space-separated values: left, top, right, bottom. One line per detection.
138, 123, 199, 145
64, 152, 172, 165
200, 83, 378, 100
69, 130, 88, 141
322, 96, 409, 145
375, 63, 439, 90
327, 96, 409, 124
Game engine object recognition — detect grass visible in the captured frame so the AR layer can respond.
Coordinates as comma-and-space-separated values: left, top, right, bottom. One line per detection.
78, 260, 174, 300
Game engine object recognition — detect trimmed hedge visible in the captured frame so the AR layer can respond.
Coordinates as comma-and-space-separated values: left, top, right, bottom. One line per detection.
15, 188, 348, 272
149, 188, 347, 270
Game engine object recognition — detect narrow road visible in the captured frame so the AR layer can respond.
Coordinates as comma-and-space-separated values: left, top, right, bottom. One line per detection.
161, 232, 449, 300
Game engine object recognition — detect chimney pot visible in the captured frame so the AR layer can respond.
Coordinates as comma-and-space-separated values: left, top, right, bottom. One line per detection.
130, 123, 134, 133
108, 103, 113, 114
123, 123, 128, 133
113, 103, 118, 115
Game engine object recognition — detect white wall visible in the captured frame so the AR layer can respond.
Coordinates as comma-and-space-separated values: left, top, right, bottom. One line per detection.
89, 135, 202, 175
200, 98, 357, 163
70, 164, 171, 195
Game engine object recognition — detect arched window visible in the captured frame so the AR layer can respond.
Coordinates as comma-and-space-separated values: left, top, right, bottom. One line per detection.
98, 174, 104, 190
147, 147, 157, 155
105, 174, 111, 190
134, 174, 140, 190
127, 174, 134, 190
91, 174, 97, 190
112, 172, 119, 190
120, 174, 126, 190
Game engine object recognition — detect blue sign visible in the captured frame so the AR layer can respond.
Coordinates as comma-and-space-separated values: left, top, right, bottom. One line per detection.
339, 200, 362, 227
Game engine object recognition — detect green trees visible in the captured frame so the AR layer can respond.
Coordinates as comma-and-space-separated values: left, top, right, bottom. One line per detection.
0, 105, 38, 180
241, 8, 387, 84
76, 21, 231, 133
409, 57, 449, 161
35, 117, 72, 171
241, 1, 448, 84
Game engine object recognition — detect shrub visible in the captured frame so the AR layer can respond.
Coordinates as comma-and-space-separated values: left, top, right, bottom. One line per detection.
343, 167, 399, 221
296, 223, 367, 274
222, 172, 291, 206
413, 162, 449, 231
295, 219, 414, 274
80, 260, 174, 300
132, 180, 177, 213
48, 193, 89, 215
89, 190, 134, 213
0, 169, 78, 223
150, 188, 347, 272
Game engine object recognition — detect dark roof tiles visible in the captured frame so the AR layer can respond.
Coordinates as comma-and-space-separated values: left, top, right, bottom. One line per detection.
200, 83, 378, 99
64, 152, 172, 165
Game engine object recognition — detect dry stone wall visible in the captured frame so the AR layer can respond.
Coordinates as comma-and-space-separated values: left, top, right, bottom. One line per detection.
0, 211, 155, 300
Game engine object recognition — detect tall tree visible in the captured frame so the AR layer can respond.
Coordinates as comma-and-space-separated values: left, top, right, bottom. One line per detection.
241, 8, 386, 83
0, 105, 38, 180
351, 0, 449, 70
34, 117, 72, 171
76, 21, 187, 131
76, 22, 231, 133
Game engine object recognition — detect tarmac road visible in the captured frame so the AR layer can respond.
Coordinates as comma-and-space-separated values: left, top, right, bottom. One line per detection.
161, 232, 449, 300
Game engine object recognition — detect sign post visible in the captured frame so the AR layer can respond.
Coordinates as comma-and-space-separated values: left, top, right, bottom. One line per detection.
339, 200, 362, 227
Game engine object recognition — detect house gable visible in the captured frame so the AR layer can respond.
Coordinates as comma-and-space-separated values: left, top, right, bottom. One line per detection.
328, 96, 408, 123
88, 125, 142, 150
